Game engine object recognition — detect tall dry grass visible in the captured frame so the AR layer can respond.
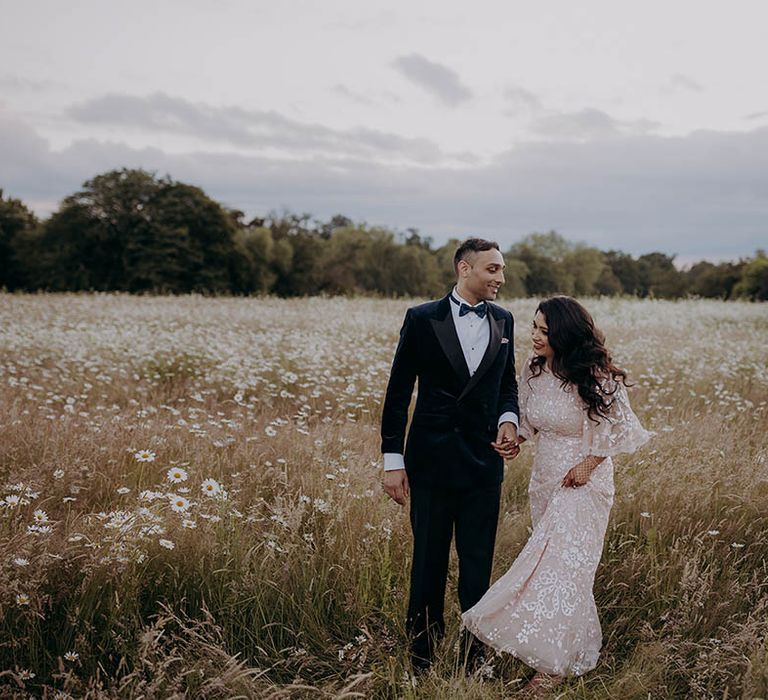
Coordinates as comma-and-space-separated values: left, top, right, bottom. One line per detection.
0, 293, 766, 699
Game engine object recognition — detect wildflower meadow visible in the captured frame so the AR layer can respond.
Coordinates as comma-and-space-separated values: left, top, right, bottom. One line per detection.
0, 293, 766, 699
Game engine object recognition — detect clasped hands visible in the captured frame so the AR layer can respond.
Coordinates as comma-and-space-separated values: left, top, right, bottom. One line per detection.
491, 421, 520, 460
383, 423, 522, 506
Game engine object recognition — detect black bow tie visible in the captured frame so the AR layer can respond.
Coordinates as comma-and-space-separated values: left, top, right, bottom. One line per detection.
451, 295, 487, 319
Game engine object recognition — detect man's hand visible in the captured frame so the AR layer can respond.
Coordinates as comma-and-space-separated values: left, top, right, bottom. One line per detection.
383, 469, 410, 505
491, 422, 520, 460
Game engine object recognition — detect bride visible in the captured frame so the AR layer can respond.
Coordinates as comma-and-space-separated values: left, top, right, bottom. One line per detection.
462, 295, 650, 692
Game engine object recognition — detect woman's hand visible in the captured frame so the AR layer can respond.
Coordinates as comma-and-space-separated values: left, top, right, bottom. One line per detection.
492, 422, 520, 460
562, 456, 605, 488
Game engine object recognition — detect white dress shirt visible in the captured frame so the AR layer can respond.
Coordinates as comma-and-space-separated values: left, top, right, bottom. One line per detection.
384, 287, 519, 471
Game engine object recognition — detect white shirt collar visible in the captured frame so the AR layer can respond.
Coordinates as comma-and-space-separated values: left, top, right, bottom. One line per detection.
452, 286, 485, 308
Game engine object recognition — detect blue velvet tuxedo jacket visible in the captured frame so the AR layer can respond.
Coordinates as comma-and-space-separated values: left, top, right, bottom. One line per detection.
381, 293, 519, 490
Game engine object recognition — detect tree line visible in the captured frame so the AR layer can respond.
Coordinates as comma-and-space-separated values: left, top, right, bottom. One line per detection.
1, 168, 766, 300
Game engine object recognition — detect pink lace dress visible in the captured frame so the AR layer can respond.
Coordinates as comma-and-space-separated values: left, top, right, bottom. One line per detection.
462, 360, 651, 676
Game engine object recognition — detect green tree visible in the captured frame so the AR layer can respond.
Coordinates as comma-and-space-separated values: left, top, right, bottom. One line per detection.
637, 252, 686, 298
733, 251, 768, 301
602, 251, 642, 295
507, 231, 576, 296
433, 239, 462, 292
594, 266, 623, 296
0, 190, 38, 290
521, 230, 572, 261
389, 239, 441, 296
235, 225, 277, 293
65, 169, 159, 289
500, 258, 529, 297
318, 226, 374, 294
146, 182, 240, 293
40, 202, 117, 290
563, 245, 607, 296
686, 260, 745, 299
318, 214, 353, 239
268, 213, 325, 296
39, 169, 247, 293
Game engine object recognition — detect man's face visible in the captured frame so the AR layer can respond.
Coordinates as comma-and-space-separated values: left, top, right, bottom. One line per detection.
458, 248, 506, 301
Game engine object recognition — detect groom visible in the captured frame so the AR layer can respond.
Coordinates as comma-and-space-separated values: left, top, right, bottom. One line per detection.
381, 237, 520, 673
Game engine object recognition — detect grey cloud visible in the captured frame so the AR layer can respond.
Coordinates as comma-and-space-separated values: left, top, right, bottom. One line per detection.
67, 92, 443, 163
745, 110, 768, 120
0, 74, 59, 91
667, 73, 704, 93
503, 86, 542, 115
1, 112, 766, 259
531, 108, 660, 140
392, 53, 472, 106
330, 84, 375, 106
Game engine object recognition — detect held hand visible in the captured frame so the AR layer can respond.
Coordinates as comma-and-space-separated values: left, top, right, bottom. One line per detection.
491, 422, 520, 460
383, 469, 410, 506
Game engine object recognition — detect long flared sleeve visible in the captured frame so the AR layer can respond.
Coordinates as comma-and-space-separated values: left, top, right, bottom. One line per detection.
582, 377, 651, 457
517, 357, 537, 442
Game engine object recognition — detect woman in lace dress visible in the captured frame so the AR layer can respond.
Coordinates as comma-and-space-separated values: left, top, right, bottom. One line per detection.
462, 296, 650, 691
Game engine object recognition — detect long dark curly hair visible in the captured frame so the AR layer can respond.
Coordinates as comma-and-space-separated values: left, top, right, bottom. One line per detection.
528, 296, 629, 423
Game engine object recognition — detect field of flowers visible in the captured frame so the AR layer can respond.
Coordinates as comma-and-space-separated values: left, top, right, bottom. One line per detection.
0, 293, 766, 699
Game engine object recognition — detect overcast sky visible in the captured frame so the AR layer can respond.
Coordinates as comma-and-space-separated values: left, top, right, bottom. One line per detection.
1, 0, 767, 264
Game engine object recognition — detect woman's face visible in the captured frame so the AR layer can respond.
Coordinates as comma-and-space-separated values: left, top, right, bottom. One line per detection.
532, 310, 554, 362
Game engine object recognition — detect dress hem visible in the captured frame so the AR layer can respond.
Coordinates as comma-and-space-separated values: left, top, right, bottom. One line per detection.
461, 615, 599, 677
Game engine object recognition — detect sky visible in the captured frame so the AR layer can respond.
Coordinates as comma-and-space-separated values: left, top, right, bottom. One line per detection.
1, 0, 767, 265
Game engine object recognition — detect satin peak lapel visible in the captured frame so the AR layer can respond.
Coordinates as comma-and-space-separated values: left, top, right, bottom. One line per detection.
430, 297, 470, 385
458, 311, 503, 402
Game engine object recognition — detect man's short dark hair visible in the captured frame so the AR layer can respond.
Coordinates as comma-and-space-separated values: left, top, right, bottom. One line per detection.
453, 238, 500, 273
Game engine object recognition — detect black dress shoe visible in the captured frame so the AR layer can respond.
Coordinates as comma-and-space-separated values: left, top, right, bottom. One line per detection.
459, 631, 489, 676
411, 655, 432, 675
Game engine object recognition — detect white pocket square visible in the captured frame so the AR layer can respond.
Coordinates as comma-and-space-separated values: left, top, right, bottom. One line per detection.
501, 337, 510, 344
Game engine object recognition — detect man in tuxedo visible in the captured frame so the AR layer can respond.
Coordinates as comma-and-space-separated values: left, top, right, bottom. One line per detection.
381, 237, 520, 673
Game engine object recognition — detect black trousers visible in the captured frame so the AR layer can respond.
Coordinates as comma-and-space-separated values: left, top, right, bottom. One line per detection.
406, 481, 502, 668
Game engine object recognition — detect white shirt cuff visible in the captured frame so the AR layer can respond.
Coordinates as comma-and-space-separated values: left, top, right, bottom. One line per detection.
498, 412, 519, 430
383, 453, 405, 471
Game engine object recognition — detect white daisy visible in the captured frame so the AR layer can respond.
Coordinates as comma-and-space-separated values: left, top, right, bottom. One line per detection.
166, 467, 189, 483
64, 651, 79, 662
201, 478, 221, 497
116, 487, 131, 495
28, 524, 52, 535
14, 557, 30, 566
4, 495, 21, 507
134, 450, 156, 463
159, 539, 175, 550
16, 593, 31, 605
33, 510, 48, 523
168, 494, 190, 513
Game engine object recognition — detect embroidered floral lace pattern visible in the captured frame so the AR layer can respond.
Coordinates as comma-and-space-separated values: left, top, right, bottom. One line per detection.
462, 360, 651, 676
